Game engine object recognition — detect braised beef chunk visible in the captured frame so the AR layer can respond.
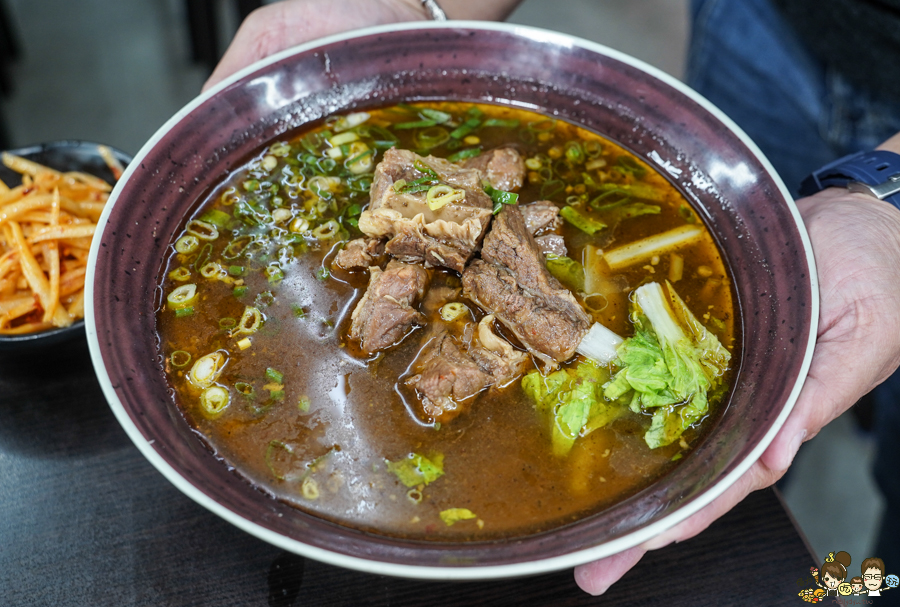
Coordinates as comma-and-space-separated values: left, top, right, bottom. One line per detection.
358, 148, 493, 271
462, 147, 525, 192
407, 315, 527, 422
349, 260, 430, 353
332, 238, 385, 271
384, 229, 469, 273
409, 334, 491, 422
521, 200, 567, 257
521, 201, 562, 235
462, 206, 590, 368
535, 234, 567, 257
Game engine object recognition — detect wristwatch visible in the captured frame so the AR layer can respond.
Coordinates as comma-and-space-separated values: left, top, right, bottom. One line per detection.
799, 149, 900, 208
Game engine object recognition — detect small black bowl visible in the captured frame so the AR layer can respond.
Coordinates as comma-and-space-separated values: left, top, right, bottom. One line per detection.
0, 140, 131, 351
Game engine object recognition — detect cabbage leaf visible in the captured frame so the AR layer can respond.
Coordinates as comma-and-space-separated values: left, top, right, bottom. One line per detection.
522, 360, 627, 456
603, 281, 730, 448
386, 453, 444, 487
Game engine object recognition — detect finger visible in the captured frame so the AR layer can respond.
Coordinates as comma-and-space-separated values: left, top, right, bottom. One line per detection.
573, 459, 778, 596
203, 0, 425, 91
639, 459, 778, 552
573, 546, 645, 596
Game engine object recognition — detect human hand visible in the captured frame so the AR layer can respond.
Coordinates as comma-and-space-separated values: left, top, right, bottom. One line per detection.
202, 0, 522, 92
203, 0, 426, 92
575, 139, 900, 594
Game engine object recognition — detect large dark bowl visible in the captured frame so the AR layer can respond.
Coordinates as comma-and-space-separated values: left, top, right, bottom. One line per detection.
86, 22, 817, 579
0, 140, 129, 351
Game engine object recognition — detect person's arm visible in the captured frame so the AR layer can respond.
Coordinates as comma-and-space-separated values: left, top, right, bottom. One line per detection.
575, 134, 900, 594
203, 0, 522, 91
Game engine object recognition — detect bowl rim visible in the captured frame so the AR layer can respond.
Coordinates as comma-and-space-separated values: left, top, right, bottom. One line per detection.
85, 20, 818, 580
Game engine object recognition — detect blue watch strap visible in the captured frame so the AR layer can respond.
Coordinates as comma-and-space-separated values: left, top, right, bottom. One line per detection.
800, 150, 900, 207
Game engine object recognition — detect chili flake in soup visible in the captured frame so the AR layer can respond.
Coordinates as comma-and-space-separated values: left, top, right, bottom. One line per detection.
156, 102, 736, 540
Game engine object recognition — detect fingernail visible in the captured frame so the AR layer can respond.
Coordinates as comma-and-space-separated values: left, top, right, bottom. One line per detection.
574, 568, 610, 596
789, 429, 807, 457
781, 429, 807, 470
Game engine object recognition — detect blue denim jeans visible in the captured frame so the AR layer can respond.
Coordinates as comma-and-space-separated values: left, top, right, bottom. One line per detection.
687, 0, 900, 592
687, 0, 900, 196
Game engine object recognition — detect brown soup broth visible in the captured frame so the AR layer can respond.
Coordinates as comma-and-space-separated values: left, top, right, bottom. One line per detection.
156, 102, 736, 540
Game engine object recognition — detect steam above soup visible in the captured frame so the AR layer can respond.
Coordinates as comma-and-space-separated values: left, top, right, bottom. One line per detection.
156, 102, 735, 540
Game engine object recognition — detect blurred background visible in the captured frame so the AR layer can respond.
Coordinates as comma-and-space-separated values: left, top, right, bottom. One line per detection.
0, 0, 882, 568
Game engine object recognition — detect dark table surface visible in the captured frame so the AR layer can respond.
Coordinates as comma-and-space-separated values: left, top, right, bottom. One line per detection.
0, 336, 816, 606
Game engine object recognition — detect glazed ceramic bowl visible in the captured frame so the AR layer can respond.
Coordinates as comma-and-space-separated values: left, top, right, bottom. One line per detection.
0, 141, 129, 351
86, 22, 817, 579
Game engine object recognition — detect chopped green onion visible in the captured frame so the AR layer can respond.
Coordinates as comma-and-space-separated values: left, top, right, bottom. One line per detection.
175, 306, 194, 317
560, 206, 607, 235
329, 131, 359, 146
235, 382, 255, 397
414, 126, 450, 149
394, 119, 437, 130
200, 386, 230, 416
616, 155, 647, 178
488, 188, 518, 207
189, 351, 226, 388
219, 317, 236, 329
449, 118, 481, 139
679, 204, 697, 224
265, 440, 294, 481
228, 265, 245, 276
333, 111, 370, 132
175, 235, 200, 254
316, 267, 330, 281
269, 390, 285, 402
426, 185, 465, 211
200, 262, 226, 280
198, 209, 232, 228
170, 350, 192, 368
265, 265, 284, 284
298, 396, 311, 412
167, 283, 198, 310
168, 267, 191, 281
526, 118, 556, 132
186, 219, 219, 241
419, 108, 452, 123
346, 147, 375, 174
540, 179, 565, 200
446, 147, 481, 162
292, 305, 306, 318
311, 219, 341, 240
412, 159, 439, 178
584, 139, 603, 158
564, 141, 584, 164
440, 302, 469, 321
255, 291, 275, 307
192, 243, 212, 272
266, 367, 284, 384
234, 306, 263, 335
233, 286, 248, 298
482, 118, 520, 128
222, 236, 251, 259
